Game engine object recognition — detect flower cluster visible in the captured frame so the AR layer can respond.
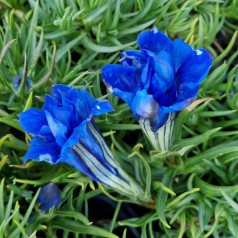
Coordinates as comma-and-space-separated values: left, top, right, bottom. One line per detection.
102, 27, 213, 150
19, 28, 213, 207
19, 85, 151, 203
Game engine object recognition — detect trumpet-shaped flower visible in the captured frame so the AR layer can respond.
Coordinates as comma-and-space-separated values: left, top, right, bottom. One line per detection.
19, 84, 151, 203
102, 27, 213, 151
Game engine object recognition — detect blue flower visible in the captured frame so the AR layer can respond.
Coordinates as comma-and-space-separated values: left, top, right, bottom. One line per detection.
13, 74, 32, 91
19, 84, 151, 203
37, 183, 61, 211
102, 27, 213, 151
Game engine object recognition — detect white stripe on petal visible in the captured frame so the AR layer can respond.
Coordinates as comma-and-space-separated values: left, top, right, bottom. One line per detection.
139, 113, 175, 151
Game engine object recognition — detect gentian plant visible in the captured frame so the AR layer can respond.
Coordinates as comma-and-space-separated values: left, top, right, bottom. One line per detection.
102, 27, 213, 151
19, 85, 152, 205
2, 1, 238, 236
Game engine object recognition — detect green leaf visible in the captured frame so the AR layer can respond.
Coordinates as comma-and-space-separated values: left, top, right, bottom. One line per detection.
173, 127, 221, 151
9, 188, 40, 238
0, 117, 22, 131
32, 43, 56, 89
28, 31, 44, 74
197, 109, 236, 117
117, 19, 156, 36
119, 212, 154, 227
178, 212, 186, 238
54, 210, 91, 225
156, 169, 174, 228
52, 219, 119, 238
195, 177, 238, 197
98, 123, 141, 131
173, 109, 191, 143
23, 92, 34, 111
220, 189, 238, 212
153, 181, 176, 196
122, 0, 154, 28
183, 140, 238, 170
55, 33, 86, 62
167, 188, 200, 209
213, 31, 237, 65
7, 185, 32, 199
0, 179, 5, 224
0, 39, 16, 64
81, 35, 136, 53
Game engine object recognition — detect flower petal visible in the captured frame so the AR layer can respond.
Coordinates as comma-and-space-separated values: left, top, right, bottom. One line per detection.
19, 109, 47, 135
147, 50, 175, 86
24, 137, 59, 164
151, 107, 170, 131
140, 58, 153, 89
172, 39, 193, 71
163, 99, 194, 113
131, 89, 158, 121
47, 104, 75, 130
60, 120, 117, 182
44, 93, 78, 129
45, 111, 68, 147
51, 84, 72, 103
74, 89, 103, 119
113, 88, 135, 107
102, 64, 139, 93
38, 125, 55, 142
137, 27, 172, 53
148, 73, 167, 95
90, 100, 114, 116
163, 87, 199, 113
176, 49, 213, 97
43, 95, 59, 110
120, 50, 147, 69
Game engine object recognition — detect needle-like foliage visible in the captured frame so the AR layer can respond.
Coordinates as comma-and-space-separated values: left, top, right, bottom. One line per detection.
0, 0, 238, 237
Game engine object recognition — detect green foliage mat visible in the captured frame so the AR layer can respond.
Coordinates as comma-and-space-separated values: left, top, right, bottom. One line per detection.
0, 0, 238, 237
